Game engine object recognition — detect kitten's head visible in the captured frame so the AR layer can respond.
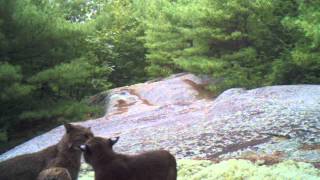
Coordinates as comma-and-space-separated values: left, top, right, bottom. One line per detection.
79, 136, 119, 165
62, 123, 94, 150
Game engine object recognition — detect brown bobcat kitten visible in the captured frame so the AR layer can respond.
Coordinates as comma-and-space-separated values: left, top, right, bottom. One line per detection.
80, 136, 177, 180
0, 123, 93, 180
37, 167, 71, 180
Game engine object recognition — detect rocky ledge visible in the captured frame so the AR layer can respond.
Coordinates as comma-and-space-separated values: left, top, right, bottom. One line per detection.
1, 73, 319, 167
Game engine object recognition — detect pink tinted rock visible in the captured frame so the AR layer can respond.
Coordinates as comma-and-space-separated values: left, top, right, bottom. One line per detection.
1, 75, 319, 164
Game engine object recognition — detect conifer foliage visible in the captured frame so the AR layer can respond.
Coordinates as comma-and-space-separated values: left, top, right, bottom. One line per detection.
0, 0, 110, 149
144, 0, 319, 92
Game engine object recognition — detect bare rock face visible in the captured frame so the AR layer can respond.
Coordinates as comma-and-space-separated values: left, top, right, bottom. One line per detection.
1, 73, 319, 165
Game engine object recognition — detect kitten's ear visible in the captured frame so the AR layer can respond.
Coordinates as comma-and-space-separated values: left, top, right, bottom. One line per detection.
110, 137, 120, 146
64, 123, 75, 133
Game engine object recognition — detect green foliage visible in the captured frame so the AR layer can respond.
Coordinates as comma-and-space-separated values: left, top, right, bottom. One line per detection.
144, 0, 320, 92
270, 1, 320, 84
20, 101, 103, 122
144, 0, 185, 77
29, 57, 112, 100
0, 63, 33, 142
54, 0, 106, 22
0, 63, 33, 100
0, 0, 111, 148
87, 0, 147, 86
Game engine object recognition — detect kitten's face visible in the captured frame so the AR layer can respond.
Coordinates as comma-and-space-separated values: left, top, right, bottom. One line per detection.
64, 123, 94, 150
80, 136, 119, 165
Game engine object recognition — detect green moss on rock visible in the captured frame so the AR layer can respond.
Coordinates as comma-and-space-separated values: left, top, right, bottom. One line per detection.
79, 163, 94, 180
179, 159, 320, 180
79, 159, 320, 180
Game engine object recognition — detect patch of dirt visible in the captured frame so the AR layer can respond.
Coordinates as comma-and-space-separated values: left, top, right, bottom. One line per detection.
110, 100, 136, 115
299, 144, 320, 151
127, 89, 154, 106
208, 137, 272, 158
238, 151, 285, 165
313, 162, 320, 169
195, 151, 285, 166
183, 79, 216, 99
261, 133, 291, 141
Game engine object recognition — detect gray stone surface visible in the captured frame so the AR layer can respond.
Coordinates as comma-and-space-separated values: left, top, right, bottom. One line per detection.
1, 74, 319, 164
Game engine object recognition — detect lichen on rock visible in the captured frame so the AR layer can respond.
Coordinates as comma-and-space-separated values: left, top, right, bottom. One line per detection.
79, 159, 320, 180
179, 159, 320, 180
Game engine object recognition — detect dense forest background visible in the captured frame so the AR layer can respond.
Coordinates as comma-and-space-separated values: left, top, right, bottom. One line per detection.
0, 0, 319, 152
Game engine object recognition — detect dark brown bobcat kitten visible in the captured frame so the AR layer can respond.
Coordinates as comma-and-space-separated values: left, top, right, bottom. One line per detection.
0, 123, 93, 180
37, 167, 71, 180
80, 136, 177, 180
